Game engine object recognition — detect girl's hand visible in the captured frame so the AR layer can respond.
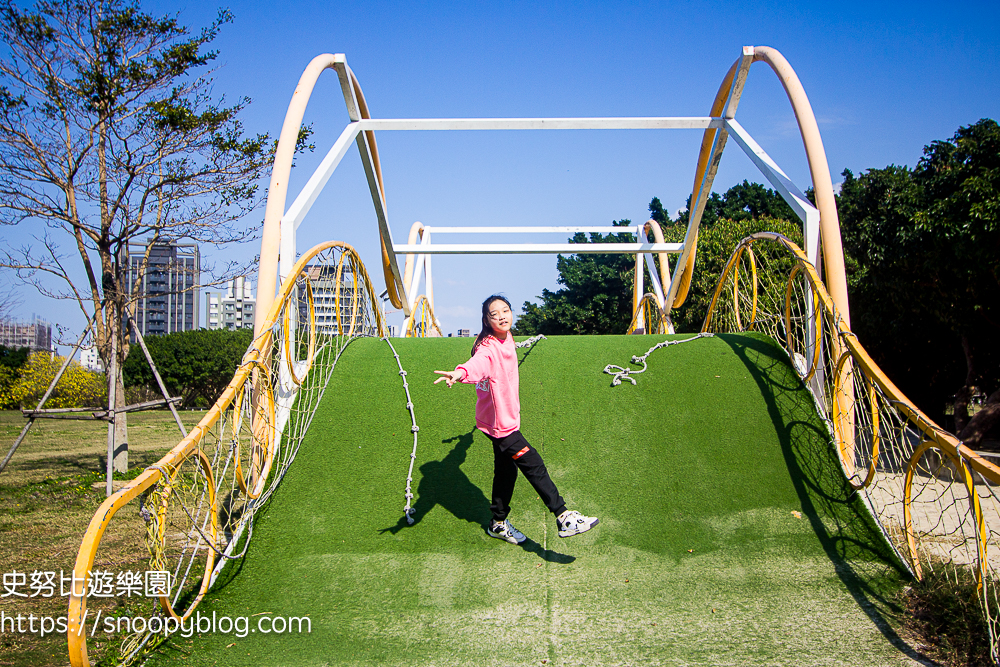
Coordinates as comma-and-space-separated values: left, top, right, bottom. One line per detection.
433, 369, 464, 388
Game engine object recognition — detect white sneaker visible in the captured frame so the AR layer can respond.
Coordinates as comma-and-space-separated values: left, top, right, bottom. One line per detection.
557, 510, 599, 538
487, 519, 526, 544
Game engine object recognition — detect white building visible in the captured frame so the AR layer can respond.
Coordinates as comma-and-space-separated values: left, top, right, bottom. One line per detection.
205, 277, 255, 331
301, 264, 381, 336
79, 346, 104, 372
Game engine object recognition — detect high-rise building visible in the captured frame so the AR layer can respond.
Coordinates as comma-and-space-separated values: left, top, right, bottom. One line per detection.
205, 277, 255, 331
0, 315, 53, 352
301, 264, 377, 336
128, 240, 199, 337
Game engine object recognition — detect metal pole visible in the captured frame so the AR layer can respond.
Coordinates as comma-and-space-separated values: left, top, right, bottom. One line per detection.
0, 316, 96, 476
126, 311, 187, 438
105, 318, 117, 498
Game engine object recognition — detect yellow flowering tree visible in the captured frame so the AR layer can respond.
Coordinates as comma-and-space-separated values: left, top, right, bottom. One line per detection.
4, 352, 106, 409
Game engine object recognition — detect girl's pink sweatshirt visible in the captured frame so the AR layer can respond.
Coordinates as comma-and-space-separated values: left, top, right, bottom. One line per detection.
456, 334, 519, 438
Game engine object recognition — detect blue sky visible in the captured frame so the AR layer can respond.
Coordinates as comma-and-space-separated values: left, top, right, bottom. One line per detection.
5, 0, 999, 343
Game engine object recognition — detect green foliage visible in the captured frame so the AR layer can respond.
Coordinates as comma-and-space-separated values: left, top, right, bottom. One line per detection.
663, 216, 804, 332
896, 567, 993, 667
0, 345, 28, 370
838, 119, 1000, 426
0, 352, 106, 409
122, 328, 253, 407
675, 180, 796, 227
513, 220, 639, 335
648, 196, 669, 224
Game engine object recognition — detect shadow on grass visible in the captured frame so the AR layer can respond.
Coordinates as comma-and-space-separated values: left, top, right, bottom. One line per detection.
720, 332, 934, 665
517, 338, 541, 367
380, 428, 575, 564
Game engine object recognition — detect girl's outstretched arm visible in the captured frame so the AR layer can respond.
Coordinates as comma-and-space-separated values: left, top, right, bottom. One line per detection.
433, 369, 465, 388
435, 342, 492, 388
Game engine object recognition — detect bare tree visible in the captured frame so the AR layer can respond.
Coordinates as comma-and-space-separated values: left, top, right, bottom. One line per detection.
0, 276, 21, 322
0, 0, 273, 471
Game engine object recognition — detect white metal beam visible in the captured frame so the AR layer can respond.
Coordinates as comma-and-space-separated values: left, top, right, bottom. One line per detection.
279, 123, 362, 279
355, 117, 723, 131
724, 118, 821, 266
423, 226, 640, 234
284, 124, 363, 232
406, 231, 430, 311
644, 252, 666, 307
392, 243, 683, 254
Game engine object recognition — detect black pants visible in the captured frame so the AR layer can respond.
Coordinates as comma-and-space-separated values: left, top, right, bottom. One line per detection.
487, 430, 566, 522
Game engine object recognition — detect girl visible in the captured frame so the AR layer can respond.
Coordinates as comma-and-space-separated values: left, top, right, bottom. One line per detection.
434, 294, 599, 544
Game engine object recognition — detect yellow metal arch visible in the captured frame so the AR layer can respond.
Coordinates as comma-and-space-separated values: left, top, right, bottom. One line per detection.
674, 47, 850, 332
628, 293, 670, 335
255, 56, 404, 340
67, 241, 384, 667
903, 440, 988, 588
404, 294, 443, 337
282, 273, 316, 386
151, 448, 218, 622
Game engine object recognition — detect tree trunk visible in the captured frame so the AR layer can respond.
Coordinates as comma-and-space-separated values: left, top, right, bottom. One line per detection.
102, 295, 130, 474
953, 334, 975, 434
113, 365, 128, 472
959, 389, 1000, 450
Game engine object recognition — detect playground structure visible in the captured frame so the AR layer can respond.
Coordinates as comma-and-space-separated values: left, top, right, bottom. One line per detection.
60, 46, 1000, 665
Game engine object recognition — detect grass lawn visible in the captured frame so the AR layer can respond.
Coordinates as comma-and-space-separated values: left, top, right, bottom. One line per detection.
143, 334, 926, 666
0, 409, 203, 666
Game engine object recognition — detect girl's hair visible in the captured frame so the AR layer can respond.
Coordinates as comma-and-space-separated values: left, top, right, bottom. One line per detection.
471, 294, 512, 356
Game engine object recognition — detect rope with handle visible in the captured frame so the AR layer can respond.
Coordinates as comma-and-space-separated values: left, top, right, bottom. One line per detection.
604, 333, 714, 386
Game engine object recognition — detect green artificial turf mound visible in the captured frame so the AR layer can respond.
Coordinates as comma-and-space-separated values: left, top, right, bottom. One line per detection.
152, 334, 923, 666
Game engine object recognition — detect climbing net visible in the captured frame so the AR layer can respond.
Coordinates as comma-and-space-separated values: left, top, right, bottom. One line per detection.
703, 232, 1000, 660
68, 241, 385, 667
627, 293, 672, 335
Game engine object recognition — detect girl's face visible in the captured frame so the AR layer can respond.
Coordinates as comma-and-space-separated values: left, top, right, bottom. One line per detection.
487, 299, 513, 336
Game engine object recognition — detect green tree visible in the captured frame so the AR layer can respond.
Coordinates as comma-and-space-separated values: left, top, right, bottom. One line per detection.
838, 119, 1000, 442
0, 344, 28, 406
122, 327, 252, 407
648, 196, 669, 224
0, 344, 28, 371
663, 215, 804, 332
513, 220, 640, 335
0, 1, 274, 470
674, 180, 796, 227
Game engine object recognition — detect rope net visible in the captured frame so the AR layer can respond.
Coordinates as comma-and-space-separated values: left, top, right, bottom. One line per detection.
702, 231, 1000, 661
68, 241, 385, 667
404, 294, 443, 337
627, 293, 671, 335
